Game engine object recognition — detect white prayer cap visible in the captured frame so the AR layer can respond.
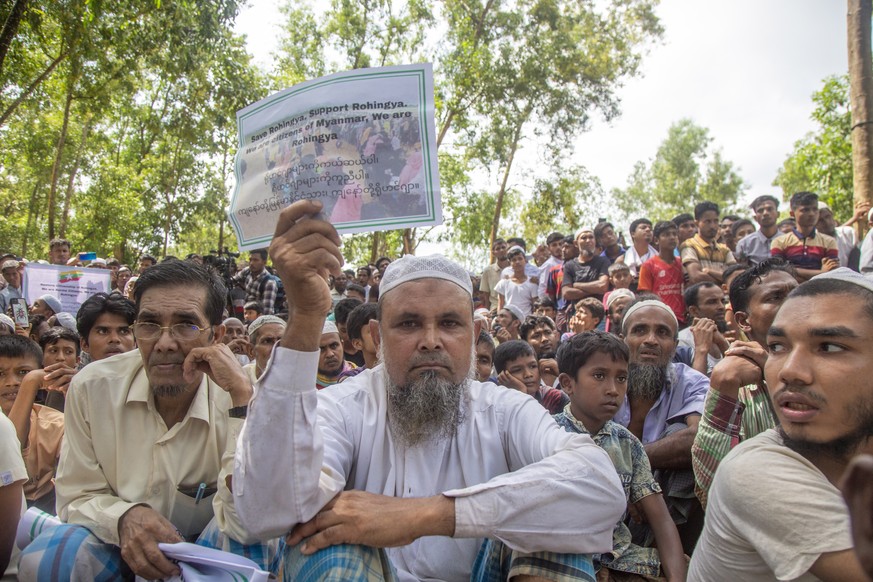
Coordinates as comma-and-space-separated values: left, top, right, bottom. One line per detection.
322, 320, 339, 335
54, 312, 77, 332
606, 288, 635, 310
506, 245, 525, 257
621, 299, 678, 334
811, 267, 873, 295
576, 226, 595, 238
0, 314, 13, 333
379, 254, 473, 298
502, 304, 525, 322
248, 315, 286, 338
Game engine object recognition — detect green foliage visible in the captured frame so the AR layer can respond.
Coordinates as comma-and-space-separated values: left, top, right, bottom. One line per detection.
613, 118, 747, 222
773, 75, 853, 220
519, 166, 606, 243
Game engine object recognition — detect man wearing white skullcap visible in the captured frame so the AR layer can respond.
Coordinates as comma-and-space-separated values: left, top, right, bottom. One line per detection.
616, 297, 709, 553
233, 200, 625, 581
315, 319, 354, 389
243, 315, 286, 381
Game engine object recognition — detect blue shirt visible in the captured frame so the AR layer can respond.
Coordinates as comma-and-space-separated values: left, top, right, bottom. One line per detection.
614, 362, 709, 444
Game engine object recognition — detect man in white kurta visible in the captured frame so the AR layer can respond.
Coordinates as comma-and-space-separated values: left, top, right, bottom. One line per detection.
233, 200, 625, 582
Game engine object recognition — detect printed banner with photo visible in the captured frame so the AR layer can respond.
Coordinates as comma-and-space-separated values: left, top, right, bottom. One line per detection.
228, 63, 442, 251
23, 264, 111, 314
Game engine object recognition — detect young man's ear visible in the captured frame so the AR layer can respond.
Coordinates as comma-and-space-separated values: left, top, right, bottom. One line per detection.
351, 338, 363, 352
80, 337, 90, 354
734, 311, 752, 334
557, 372, 574, 395
368, 319, 381, 351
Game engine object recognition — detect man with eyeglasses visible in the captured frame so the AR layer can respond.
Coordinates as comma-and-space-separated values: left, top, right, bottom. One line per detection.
19, 260, 272, 581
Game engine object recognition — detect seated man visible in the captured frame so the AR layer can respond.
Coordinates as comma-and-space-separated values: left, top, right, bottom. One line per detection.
243, 315, 286, 382
333, 297, 365, 367
19, 260, 270, 581
691, 258, 797, 508
233, 200, 625, 582
615, 298, 709, 553
30, 295, 62, 319
0, 336, 64, 513
689, 268, 871, 581
38, 326, 81, 411
76, 291, 136, 364
678, 282, 729, 377
475, 331, 496, 383
494, 340, 569, 414
492, 304, 524, 343
342, 303, 379, 378
554, 331, 686, 582
563, 297, 604, 341
520, 315, 559, 359
316, 320, 354, 389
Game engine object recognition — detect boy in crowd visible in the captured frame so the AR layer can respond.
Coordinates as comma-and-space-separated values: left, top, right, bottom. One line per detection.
493, 340, 569, 414
0, 335, 65, 513
564, 297, 605, 341
475, 331, 496, 383
554, 331, 686, 582
638, 221, 686, 326
243, 301, 262, 323
535, 297, 558, 322
333, 297, 365, 367
340, 303, 379, 382
38, 326, 80, 411
344, 283, 366, 302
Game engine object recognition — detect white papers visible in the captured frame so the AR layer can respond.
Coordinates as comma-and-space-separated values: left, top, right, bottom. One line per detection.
153, 542, 270, 582
229, 64, 442, 251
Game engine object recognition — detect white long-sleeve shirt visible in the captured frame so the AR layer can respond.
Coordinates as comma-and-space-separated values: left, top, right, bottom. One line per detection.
234, 347, 625, 582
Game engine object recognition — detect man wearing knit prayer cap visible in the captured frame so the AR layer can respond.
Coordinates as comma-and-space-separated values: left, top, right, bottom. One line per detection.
315, 319, 354, 389
233, 200, 625, 581
616, 297, 709, 554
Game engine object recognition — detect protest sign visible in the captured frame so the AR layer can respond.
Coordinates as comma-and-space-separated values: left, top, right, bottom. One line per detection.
23, 263, 110, 314
228, 64, 442, 251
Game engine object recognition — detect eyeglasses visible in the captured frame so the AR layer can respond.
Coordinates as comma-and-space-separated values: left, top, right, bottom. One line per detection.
132, 322, 210, 341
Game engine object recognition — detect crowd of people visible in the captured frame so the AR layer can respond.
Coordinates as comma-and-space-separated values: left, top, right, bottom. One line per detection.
1, 192, 873, 581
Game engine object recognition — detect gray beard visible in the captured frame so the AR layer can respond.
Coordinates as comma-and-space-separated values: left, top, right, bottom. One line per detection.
627, 363, 667, 401
152, 384, 190, 398
380, 343, 472, 448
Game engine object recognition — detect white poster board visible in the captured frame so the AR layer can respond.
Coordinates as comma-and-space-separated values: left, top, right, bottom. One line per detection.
228, 64, 442, 251
23, 264, 111, 314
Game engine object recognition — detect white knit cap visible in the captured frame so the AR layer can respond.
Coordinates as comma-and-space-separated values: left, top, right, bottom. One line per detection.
0, 314, 13, 333
576, 226, 595, 238
621, 299, 678, 334
322, 320, 339, 335
502, 304, 525, 322
248, 315, 286, 338
379, 254, 473, 297
811, 267, 873, 295
606, 288, 635, 310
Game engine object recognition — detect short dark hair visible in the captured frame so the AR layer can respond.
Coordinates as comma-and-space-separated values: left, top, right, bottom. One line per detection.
683, 281, 719, 309
721, 263, 748, 286
608, 262, 630, 276
250, 249, 268, 261
694, 201, 720, 220
346, 283, 366, 296
49, 238, 70, 250
594, 222, 614, 245
750, 195, 779, 211
39, 326, 81, 355
346, 303, 378, 341
730, 218, 755, 239
506, 237, 526, 249
334, 297, 363, 325
789, 191, 818, 209
133, 260, 226, 325
492, 238, 507, 249
729, 258, 795, 314
356, 265, 372, 276
545, 232, 564, 245
786, 277, 873, 321
653, 220, 677, 239
576, 297, 605, 323
562, 235, 575, 245
0, 334, 43, 367
556, 330, 628, 378
139, 254, 157, 264
629, 218, 652, 234
375, 256, 391, 269
244, 301, 263, 313
536, 297, 557, 310
721, 214, 741, 223
672, 213, 694, 226
76, 292, 136, 339
777, 218, 796, 229
477, 330, 494, 348
519, 315, 556, 341
493, 340, 535, 374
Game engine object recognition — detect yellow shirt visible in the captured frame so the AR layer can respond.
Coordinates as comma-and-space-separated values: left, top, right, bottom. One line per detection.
55, 350, 248, 544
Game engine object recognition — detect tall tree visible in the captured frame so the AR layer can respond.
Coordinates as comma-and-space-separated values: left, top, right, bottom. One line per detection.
847, 0, 872, 232
613, 118, 746, 221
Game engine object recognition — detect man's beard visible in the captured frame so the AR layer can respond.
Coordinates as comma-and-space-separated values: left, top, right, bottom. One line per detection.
627, 363, 667, 401
381, 343, 472, 448
779, 397, 873, 462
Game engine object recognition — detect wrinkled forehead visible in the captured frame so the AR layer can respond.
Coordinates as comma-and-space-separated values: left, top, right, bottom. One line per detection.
624, 306, 677, 334
381, 278, 473, 317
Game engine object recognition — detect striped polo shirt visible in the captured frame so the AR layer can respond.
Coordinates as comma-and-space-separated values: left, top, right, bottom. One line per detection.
770, 227, 838, 270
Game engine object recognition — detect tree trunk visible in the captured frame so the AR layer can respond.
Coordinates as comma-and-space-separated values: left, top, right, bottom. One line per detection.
60, 117, 90, 237
488, 115, 527, 250
0, 0, 27, 75
22, 182, 40, 256
47, 78, 76, 239
369, 231, 380, 263
848, 0, 873, 236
